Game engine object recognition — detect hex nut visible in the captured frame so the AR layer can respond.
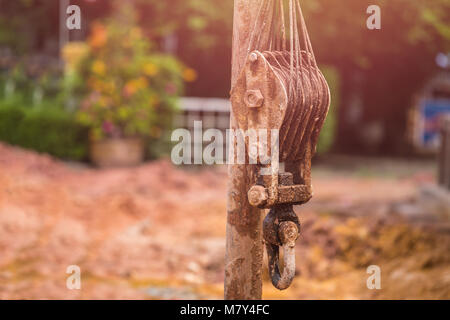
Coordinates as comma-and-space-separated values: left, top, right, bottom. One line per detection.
248, 185, 268, 207
244, 89, 264, 108
278, 221, 299, 246
249, 52, 258, 62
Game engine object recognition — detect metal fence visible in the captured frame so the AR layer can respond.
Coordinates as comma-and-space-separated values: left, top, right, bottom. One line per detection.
174, 97, 231, 164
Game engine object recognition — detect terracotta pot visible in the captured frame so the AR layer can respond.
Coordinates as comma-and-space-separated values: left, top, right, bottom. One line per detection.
90, 137, 144, 167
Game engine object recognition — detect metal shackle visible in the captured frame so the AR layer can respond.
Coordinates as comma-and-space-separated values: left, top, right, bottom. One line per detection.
263, 204, 300, 290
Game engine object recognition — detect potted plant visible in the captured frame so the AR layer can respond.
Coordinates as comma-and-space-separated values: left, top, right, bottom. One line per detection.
72, 3, 189, 167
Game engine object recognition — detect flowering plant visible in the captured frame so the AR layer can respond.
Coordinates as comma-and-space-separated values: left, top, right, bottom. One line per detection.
72, 4, 195, 141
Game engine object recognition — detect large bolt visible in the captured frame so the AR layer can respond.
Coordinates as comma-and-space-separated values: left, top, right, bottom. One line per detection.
248, 185, 268, 207
244, 89, 264, 108
278, 221, 299, 247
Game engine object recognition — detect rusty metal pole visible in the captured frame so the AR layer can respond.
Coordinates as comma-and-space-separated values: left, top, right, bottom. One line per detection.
225, 0, 264, 300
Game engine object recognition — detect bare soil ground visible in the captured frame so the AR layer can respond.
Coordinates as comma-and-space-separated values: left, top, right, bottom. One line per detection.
0, 143, 448, 299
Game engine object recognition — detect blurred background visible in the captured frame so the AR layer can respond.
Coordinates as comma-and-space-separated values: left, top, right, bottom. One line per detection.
0, 0, 449, 299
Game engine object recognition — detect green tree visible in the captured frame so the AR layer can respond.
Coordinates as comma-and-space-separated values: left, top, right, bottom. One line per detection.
302, 0, 450, 152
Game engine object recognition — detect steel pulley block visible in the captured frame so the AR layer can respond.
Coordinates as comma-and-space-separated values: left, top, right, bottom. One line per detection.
229, 0, 331, 292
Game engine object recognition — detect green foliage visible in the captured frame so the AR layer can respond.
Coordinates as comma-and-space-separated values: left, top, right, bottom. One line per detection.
301, 0, 450, 151
74, 2, 185, 141
0, 105, 23, 143
317, 66, 340, 155
303, 0, 450, 62
135, 0, 233, 50
0, 65, 88, 160
0, 105, 88, 160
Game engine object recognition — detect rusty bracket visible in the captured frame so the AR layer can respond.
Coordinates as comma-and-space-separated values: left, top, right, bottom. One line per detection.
248, 171, 312, 209
248, 184, 311, 208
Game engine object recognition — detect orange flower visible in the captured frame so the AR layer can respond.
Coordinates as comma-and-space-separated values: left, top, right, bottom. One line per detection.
89, 22, 107, 48
183, 68, 198, 82
124, 82, 138, 97
123, 78, 145, 96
